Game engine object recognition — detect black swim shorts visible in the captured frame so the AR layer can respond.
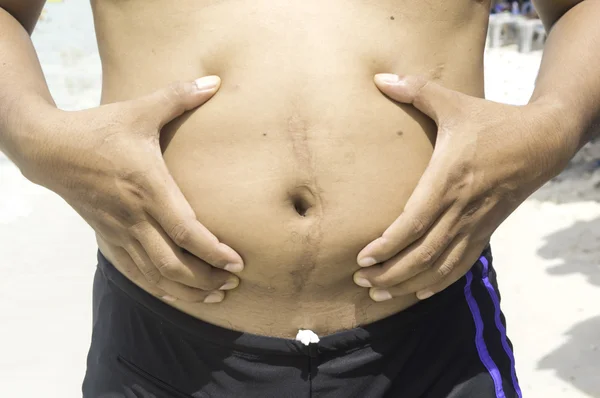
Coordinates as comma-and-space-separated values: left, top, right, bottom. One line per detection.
83, 247, 521, 398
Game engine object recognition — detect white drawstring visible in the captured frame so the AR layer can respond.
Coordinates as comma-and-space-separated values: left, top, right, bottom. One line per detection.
295, 329, 320, 346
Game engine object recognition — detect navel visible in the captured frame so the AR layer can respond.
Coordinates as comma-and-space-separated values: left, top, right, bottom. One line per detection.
288, 184, 318, 217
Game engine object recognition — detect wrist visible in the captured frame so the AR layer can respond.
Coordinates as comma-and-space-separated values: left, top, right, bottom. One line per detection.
524, 96, 582, 180
6, 99, 65, 184
529, 90, 595, 151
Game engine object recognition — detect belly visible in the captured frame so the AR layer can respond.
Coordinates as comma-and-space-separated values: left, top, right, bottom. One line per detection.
162, 69, 436, 289
94, 0, 487, 337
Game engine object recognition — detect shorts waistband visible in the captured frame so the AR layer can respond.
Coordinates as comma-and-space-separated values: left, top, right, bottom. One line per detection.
97, 246, 492, 356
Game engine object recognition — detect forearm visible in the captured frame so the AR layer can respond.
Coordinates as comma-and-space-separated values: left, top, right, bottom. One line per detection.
529, 1, 600, 163
0, 7, 57, 168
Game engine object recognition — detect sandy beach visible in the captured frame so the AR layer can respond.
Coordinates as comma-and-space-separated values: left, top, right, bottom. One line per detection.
1, 2, 599, 397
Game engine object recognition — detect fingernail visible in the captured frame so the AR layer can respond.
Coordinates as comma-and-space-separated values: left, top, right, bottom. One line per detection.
161, 295, 177, 302
194, 75, 220, 92
225, 263, 244, 273
354, 275, 372, 288
219, 278, 239, 290
371, 289, 393, 302
204, 291, 224, 304
417, 291, 434, 300
374, 73, 400, 84
358, 257, 377, 267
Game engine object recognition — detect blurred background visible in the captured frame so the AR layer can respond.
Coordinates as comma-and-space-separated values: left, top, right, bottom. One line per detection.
0, 1, 599, 397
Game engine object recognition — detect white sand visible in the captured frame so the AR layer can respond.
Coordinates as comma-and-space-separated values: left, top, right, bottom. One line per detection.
1, 2, 599, 397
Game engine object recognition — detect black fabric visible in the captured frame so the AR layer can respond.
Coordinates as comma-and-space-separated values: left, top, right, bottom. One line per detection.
83, 247, 520, 398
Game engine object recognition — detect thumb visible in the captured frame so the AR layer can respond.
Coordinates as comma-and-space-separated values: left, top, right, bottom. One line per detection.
374, 74, 458, 123
139, 75, 221, 129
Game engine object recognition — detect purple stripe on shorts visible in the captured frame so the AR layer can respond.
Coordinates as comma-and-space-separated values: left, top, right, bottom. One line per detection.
480, 256, 523, 398
464, 270, 505, 398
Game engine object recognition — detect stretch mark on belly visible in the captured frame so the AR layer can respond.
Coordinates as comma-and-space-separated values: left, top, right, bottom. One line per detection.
286, 113, 323, 216
287, 113, 313, 169
284, 112, 326, 292
286, 185, 324, 294
288, 218, 322, 294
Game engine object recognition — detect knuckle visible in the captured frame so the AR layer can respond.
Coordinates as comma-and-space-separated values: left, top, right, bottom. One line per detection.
141, 267, 161, 285
124, 179, 148, 201
436, 261, 455, 280
118, 172, 154, 205
411, 77, 431, 104
166, 82, 183, 97
114, 206, 136, 225
121, 169, 150, 189
409, 215, 426, 235
418, 246, 437, 265
165, 83, 188, 109
199, 243, 220, 266
155, 258, 182, 279
169, 221, 191, 247
128, 220, 149, 239
371, 269, 393, 288
365, 274, 381, 287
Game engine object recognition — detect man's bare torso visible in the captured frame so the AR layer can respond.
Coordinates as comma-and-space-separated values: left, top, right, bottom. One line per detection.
92, 0, 490, 338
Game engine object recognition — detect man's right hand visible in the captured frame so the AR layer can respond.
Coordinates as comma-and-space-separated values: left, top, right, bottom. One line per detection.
23, 76, 243, 304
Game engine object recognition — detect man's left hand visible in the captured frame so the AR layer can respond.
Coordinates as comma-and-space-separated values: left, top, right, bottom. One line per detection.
353, 73, 567, 302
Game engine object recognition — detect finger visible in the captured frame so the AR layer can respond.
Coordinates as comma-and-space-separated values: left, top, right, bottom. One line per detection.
132, 219, 239, 291
138, 76, 221, 129
366, 238, 484, 303
357, 164, 451, 268
100, 243, 166, 297
354, 205, 457, 288
144, 162, 244, 273
372, 235, 469, 300
126, 241, 226, 303
413, 243, 485, 300
373, 74, 461, 123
